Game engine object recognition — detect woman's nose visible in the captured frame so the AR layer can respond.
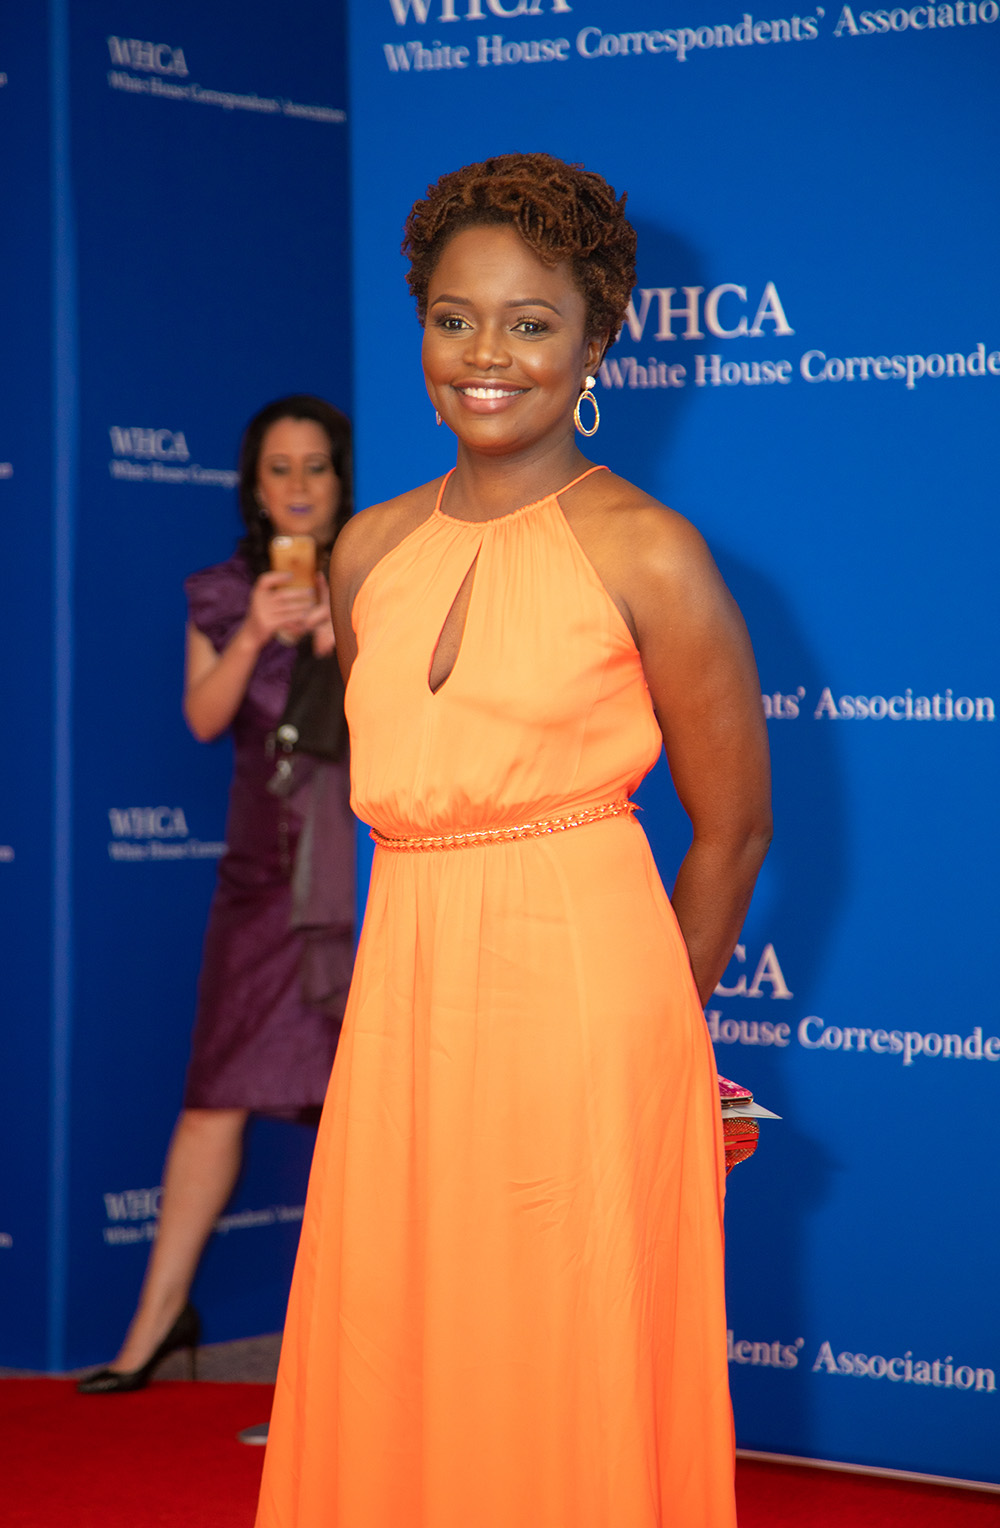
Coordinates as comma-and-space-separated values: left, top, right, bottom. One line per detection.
464, 322, 509, 372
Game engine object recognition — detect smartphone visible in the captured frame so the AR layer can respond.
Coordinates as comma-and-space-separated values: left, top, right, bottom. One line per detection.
269, 534, 316, 590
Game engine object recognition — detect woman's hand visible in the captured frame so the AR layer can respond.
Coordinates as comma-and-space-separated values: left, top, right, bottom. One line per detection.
184, 572, 314, 742
244, 570, 316, 648
184, 568, 334, 744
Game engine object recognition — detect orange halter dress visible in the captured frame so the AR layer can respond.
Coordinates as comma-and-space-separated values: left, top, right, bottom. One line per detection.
256, 466, 736, 1528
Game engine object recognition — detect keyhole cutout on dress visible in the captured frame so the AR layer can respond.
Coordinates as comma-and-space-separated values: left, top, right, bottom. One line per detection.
428, 553, 479, 695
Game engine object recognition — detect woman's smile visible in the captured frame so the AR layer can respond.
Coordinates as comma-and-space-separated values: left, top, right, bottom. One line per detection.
452, 379, 529, 412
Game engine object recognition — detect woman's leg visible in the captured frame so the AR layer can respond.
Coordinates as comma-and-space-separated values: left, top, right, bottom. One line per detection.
111, 1107, 249, 1372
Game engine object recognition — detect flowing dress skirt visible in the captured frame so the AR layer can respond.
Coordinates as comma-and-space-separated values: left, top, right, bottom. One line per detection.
257, 471, 736, 1526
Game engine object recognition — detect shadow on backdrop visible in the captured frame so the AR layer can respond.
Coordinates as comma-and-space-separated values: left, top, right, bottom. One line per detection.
618, 217, 844, 1454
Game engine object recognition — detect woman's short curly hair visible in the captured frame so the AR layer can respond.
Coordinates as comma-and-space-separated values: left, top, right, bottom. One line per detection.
402, 153, 637, 348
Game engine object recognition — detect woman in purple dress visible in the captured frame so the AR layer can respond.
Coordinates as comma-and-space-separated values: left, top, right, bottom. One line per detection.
79, 396, 355, 1393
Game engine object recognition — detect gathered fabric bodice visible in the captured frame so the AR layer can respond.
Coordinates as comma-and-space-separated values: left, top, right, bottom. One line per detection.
346, 467, 663, 840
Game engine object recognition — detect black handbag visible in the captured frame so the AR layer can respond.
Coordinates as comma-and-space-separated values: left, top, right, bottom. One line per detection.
272, 638, 348, 764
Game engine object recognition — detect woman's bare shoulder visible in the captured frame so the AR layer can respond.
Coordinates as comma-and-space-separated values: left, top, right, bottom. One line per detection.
331, 478, 441, 594
570, 468, 715, 584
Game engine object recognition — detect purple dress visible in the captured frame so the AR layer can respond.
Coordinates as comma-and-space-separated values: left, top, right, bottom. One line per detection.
183, 552, 353, 1117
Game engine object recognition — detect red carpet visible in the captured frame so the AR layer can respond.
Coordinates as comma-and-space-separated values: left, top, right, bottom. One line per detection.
2, 1378, 997, 1526
1, 1379, 270, 1527
735, 1457, 999, 1525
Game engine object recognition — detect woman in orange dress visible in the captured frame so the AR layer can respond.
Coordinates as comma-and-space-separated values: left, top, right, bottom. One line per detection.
257, 154, 771, 1528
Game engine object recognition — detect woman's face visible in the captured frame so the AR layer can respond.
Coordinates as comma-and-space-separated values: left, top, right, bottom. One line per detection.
256, 417, 340, 543
422, 225, 604, 457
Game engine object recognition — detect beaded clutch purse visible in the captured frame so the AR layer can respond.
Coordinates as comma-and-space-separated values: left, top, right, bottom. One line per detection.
718, 1076, 779, 1173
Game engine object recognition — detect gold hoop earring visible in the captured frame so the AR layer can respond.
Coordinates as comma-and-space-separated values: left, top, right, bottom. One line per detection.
574, 377, 600, 437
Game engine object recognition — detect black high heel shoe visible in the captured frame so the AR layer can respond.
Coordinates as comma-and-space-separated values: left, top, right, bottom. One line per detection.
76, 1302, 201, 1394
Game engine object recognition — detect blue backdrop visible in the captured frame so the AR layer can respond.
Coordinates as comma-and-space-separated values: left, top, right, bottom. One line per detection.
344, 0, 999, 1487
1, 0, 350, 1371
0, 5, 59, 1374
4, 0, 997, 1491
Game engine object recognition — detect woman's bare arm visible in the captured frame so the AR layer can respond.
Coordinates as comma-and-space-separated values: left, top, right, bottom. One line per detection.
183, 572, 314, 742
617, 504, 772, 1004
183, 623, 267, 742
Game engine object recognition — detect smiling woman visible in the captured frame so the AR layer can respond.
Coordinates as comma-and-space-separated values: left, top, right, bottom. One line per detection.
256, 155, 772, 1528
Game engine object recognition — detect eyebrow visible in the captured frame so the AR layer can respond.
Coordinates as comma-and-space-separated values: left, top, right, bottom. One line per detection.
430, 294, 562, 314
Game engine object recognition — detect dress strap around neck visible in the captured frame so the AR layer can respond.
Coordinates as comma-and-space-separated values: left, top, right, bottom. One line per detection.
557, 464, 609, 497
434, 469, 456, 514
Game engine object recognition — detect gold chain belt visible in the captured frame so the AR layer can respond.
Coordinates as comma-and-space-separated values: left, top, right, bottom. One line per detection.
370, 798, 636, 854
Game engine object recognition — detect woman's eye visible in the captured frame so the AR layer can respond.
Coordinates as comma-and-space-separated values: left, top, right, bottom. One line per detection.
307, 461, 331, 475
438, 315, 470, 332
514, 319, 548, 335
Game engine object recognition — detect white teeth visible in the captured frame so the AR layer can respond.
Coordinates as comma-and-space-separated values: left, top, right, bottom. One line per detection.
460, 387, 520, 400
